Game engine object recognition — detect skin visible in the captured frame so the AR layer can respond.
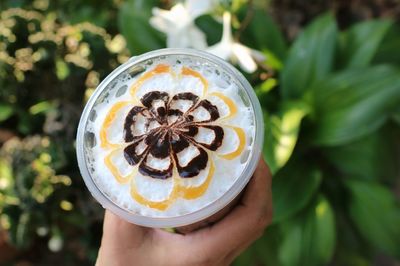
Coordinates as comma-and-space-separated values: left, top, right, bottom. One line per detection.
96, 158, 273, 266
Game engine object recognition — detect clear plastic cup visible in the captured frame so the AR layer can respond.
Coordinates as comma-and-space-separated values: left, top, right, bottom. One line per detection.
76, 48, 264, 228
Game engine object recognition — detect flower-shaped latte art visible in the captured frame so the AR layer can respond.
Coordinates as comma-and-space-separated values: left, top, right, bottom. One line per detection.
100, 64, 246, 210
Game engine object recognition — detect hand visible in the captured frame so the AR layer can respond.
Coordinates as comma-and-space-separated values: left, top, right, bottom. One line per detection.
96, 158, 273, 266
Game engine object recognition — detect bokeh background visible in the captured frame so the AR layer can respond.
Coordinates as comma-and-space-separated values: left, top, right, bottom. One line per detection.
1, 0, 400, 265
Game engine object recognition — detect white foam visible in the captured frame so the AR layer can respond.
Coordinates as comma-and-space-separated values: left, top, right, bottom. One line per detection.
193, 127, 215, 145
145, 154, 171, 170
87, 55, 255, 218
191, 106, 211, 122
177, 144, 200, 167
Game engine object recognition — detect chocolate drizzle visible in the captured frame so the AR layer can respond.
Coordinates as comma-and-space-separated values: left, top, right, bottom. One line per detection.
122, 91, 224, 179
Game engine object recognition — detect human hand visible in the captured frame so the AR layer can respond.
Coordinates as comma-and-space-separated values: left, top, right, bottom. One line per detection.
96, 158, 273, 266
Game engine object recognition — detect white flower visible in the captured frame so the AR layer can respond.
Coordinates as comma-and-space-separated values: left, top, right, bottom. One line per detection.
150, 1, 216, 49
207, 12, 265, 73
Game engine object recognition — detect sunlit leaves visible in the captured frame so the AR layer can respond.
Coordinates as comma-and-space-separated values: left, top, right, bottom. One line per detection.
278, 195, 336, 266
263, 101, 310, 173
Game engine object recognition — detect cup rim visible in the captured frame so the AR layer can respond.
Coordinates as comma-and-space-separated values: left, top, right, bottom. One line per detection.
76, 48, 264, 228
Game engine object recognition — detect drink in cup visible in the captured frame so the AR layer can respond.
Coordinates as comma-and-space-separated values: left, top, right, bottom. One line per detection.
76, 49, 263, 228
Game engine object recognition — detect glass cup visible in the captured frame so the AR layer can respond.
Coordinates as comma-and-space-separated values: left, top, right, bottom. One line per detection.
76, 48, 264, 228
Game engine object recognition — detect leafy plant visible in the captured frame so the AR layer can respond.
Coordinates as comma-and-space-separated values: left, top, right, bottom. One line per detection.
120, 1, 400, 265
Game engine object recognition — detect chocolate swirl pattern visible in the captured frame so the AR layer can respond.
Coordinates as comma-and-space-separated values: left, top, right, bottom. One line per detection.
100, 64, 246, 211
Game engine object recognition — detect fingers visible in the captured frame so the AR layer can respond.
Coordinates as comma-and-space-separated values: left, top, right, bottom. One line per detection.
188, 158, 273, 255
101, 210, 150, 250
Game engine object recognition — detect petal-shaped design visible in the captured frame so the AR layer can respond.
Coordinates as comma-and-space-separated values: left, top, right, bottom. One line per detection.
138, 132, 173, 179
208, 92, 238, 120
178, 67, 208, 97
140, 91, 169, 121
130, 64, 175, 101
130, 169, 179, 211
124, 106, 158, 143
187, 99, 220, 123
171, 136, 208, 178
217, 126, 246, 160
138, 154, 173, 179
123, 137, 148, 166
176, 157, 215, 199
168, 92, 199, 114
189, 125, 224, 151
101, 101, 135, 148
104, 147, 135, 184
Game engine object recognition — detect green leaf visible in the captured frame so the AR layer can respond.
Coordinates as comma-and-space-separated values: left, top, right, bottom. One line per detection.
29, 101, 54, 115
241, 9, 287, 60
324, 129, 398, 181
254, 225, 282, 266
118, 0, 164, 55
195, 15, 222, 46
17, 111, 34, 135
0, 103, 14, 122
337, 19, 392, 68
278, 195, 336, 266
345, 180, 400, 257
9, 212, 32, 249
55, 58, 70, 80
233, 245, 256, 266
281, 13, 337, 99
373, 23, 400, 66
310, 65, 400, 145
393, 107, 400, 125
263, 49, 283, 70
263, 101, 310, 173
272, 158, 322, 223
256, 78, 278, 97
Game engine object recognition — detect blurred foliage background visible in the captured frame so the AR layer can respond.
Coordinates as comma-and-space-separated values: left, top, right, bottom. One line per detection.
0, 0, 399, 265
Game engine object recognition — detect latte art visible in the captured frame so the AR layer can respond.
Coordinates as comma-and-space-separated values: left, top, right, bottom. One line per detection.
123, 91, 224, 179
84, 53, 257, 218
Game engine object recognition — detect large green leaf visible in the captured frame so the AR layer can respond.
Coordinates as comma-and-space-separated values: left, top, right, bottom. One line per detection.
272, 158, 322, 223
373, 23, 400, 66
278, 195, 336, 266
324, 129, 398, 181
393, 107, 400, 125
118, 0, 164, 55
281, 13, 337, 99
263, 101, 310, 174
337, 19, 392, 68
310, 65, 400, 145
345, 180, 400, 257
241, 9, 287, 61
